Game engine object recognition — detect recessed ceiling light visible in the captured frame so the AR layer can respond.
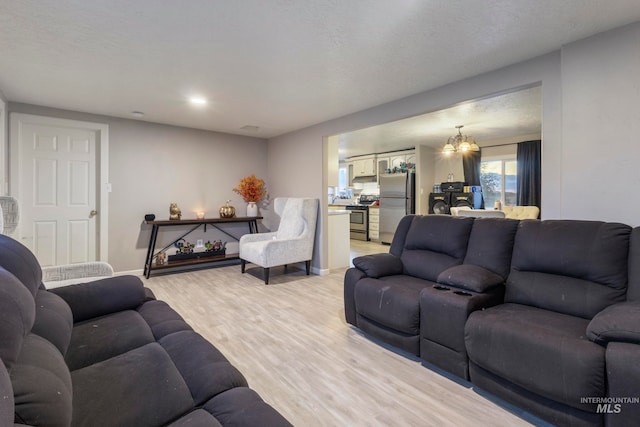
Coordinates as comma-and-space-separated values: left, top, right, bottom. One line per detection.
131, 111, 145, 117
189, 97, 207, 106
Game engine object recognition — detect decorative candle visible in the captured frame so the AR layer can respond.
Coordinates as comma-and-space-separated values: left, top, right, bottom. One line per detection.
196, 211, 205, 219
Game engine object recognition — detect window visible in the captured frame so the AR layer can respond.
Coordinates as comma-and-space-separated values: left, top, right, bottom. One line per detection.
480, 159, 517, 208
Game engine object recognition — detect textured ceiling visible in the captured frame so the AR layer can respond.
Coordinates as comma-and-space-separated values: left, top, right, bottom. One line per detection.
1, 1, 640, 139
335, 85, 543, 159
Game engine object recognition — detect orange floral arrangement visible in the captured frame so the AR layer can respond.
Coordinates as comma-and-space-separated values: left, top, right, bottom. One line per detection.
233, 174, 267, 203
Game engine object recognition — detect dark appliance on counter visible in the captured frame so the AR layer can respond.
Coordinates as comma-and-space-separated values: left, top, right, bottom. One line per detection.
440, 181, 466, 192
346, 194, 379, 241
428, 192, 451, 214
379, 172, 415, 244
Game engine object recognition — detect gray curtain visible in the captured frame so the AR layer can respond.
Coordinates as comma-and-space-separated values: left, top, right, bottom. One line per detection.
517, 140, 541, 208
462, 150, 481, 186
462, 150, 483, 208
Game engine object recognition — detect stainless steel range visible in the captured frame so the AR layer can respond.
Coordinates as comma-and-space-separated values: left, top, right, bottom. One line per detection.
346, 194, 379, 241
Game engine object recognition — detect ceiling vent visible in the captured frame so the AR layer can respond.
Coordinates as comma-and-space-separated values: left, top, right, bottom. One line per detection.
240, 125, 260, 132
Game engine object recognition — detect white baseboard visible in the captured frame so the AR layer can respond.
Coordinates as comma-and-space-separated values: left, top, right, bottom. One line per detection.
115, 269, 144, 277
312, 267, 331, 276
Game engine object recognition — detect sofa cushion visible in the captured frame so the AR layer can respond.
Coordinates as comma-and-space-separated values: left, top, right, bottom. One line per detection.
463, 218, 519, 279
65, 310, 156, 371
353, 253, 403, 278
0, 362, 13, 427
167, 409, 223, 427
355, 275, 435, 335
50, 275, 146, 322
437, 264, 504, 293
71, 342, 193, 427
137, 300, 194, 339
0, 234, 43, 297
11, 334, 73, 426
587, 301, 640, 346
0, 268, 35, 369
203, 387, 293, 427
32, 290, 73, 356
465, 303, 605, 411
159, 330, 248, 406
507, 220, 631, 318
400, 215, 473, 282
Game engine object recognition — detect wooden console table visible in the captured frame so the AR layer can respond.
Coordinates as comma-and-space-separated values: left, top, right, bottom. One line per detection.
143, 216, 262, 278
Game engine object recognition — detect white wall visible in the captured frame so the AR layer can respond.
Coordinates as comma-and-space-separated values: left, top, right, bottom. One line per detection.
8, 103, 268, 272
561, 23, 640, 225
416, 145, 435, 214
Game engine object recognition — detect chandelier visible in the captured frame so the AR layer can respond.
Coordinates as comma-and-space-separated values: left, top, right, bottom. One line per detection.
442, 125, 480, 154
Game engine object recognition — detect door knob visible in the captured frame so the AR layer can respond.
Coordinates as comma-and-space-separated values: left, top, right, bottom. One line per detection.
90, 210, 98, 217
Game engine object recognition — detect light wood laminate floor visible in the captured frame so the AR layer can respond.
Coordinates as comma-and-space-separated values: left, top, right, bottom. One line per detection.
144, 251, 549, 426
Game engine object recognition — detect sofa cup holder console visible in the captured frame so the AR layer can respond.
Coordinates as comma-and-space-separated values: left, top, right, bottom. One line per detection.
432, 284, 473, 297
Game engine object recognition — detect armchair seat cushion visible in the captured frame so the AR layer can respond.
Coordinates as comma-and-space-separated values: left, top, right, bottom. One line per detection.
466, 303, 605, 411
355, 275, 435, 335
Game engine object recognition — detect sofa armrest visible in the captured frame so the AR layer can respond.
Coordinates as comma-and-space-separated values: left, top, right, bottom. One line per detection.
437, 264, 504, 293
587, 301, 640, 346
239, 232, 277, 245
352, 253, 403, 278
49, 275, 147, 323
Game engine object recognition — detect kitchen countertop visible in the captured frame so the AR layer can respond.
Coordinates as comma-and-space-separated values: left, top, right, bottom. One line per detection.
328, 209, 349, 215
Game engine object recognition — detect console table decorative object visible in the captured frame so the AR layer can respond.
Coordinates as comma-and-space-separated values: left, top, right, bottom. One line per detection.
143, 216, 261, 278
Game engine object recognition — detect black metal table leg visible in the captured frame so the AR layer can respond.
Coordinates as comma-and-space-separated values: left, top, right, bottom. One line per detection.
144, 224, 159, 279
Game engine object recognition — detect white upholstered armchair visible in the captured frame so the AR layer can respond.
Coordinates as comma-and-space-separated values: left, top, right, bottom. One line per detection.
239, 197, 318, 284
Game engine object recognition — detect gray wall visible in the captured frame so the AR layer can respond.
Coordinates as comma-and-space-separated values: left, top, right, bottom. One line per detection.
560, 23, 640, 222
8, 103, 268, 272
0, 90, 6, 194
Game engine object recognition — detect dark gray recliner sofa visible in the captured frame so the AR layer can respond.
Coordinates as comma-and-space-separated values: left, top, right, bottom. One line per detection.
465, 220, 640, 427
344, 215, 519, 378
0, 234, 292, 427
345, 215, 640, 427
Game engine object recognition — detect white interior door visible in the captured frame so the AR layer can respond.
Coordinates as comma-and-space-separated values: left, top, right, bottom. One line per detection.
10, 114, 109, 266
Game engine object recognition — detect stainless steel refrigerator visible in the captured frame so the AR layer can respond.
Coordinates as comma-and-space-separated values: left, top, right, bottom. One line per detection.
379, 172, 415, 244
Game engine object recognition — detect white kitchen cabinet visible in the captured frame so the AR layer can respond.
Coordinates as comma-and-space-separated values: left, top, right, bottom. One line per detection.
369, 207, 380, 241
377, 157, 389, 182
389, 150, 415, 171
405, 152, 416, 167
328, 210, 350, 269
390, 155, 405, 169
352, 157, 376, 177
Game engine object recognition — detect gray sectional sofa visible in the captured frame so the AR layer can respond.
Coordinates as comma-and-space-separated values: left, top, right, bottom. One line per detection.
0, 234, 292, 427
345, 215, 640, 427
